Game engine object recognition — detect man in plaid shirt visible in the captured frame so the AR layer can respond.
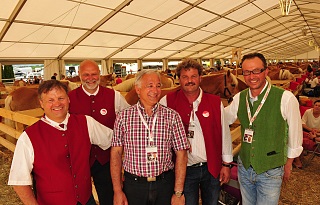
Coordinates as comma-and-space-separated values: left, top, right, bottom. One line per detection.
111, 69, 189, 205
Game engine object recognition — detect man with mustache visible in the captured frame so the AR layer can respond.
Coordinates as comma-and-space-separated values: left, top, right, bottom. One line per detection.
159, 58, 233, 205
68, 60, 129, 205
224, 52, 303, 205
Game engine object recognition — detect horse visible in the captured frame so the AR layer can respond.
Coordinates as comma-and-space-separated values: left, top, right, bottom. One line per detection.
66, 74, 115, 87
124, 70, 245, 105
267, 68, 294, 80
111, 74, 175, 92
3, 87, 41, 143
125, 74, 135, 80
65, 76, 80, 82
13, 79, 27, 87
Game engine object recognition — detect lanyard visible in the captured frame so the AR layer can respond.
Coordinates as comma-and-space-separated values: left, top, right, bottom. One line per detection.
137, 104, 158, 145
245, 82, 271, 127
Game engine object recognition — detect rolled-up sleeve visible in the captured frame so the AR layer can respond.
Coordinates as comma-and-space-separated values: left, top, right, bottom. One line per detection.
171, 112, 189, 151
281, 91, 303, 158
8, 132, 34, 185
221, 102, 233, 162
86, 115, 113, 150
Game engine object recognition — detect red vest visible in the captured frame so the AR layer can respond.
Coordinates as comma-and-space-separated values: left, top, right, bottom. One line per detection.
167, 90, 222, 177
26, 114, 92, 205
68, 86, 116, 166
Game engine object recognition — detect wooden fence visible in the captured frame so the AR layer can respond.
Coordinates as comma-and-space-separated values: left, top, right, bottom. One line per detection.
0, 108, 43, 152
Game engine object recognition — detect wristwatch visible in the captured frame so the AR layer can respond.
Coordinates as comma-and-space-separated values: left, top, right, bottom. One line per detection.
174, 191, 184, 198
222, 163, 232, 168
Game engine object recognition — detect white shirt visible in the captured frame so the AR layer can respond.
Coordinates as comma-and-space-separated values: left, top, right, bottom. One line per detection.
81, 86, 130, 113
159, 89, 233, 165
302, 109, 320, 129
224, 82, 303, 158
8, 114, 113, 186
306, 77, 319, 88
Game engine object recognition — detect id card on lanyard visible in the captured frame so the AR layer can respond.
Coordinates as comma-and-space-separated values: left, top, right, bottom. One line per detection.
244, 83, 271, 143
137, 104, 158, 163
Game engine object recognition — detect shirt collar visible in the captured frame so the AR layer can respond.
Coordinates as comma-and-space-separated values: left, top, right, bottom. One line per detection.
43, 113, 70, 128
193, 88, 203, 110
137, 101, 159, 115
248, 80, 269, 101
81, 85, 99, 96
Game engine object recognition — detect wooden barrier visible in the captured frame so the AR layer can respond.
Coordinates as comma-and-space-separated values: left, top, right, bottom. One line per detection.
0, 108, 41, 152
231, 126, 241, 156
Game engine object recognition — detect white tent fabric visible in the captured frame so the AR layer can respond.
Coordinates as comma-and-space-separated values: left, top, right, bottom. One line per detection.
43, 59, 65, 80
0, 0, 320, 64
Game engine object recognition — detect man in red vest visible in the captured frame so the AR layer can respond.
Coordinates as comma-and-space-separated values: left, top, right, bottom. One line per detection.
68, 60, 129, 205
8, 80, 113, 205
159, 58, 233, 205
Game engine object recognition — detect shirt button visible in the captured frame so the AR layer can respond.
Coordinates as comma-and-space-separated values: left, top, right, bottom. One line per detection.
93, 110, 95, 112
69, 165, 72, 168
65, 144, 68, 148
62, 134, 65, 136
76, 195, 79, 198
251, 147, 254, 150
75, 185, 78, 188
92, 100, 95, 103
94, 155, 97, 158
251, 154, 254, 157
74, 174, 76, 178
66, 155, 70, 158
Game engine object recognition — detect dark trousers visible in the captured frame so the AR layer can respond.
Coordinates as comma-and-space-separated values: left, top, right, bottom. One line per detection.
77, 195, 96, 205
91, 161, 113, 205
123, 170, 174, 205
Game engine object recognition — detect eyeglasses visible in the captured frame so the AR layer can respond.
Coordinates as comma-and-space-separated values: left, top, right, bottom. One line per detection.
242, 68, 266, 76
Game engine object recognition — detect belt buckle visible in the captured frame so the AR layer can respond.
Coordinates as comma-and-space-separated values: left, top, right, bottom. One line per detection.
147, 177, 156, 182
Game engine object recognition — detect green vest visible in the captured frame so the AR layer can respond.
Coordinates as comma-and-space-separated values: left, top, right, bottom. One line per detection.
238, 85, 288, 174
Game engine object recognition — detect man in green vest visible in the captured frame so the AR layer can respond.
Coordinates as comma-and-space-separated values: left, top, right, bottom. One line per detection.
225, 52, 303, 205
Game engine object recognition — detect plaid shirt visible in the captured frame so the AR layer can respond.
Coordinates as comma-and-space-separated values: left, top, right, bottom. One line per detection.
112, 101, 189, 177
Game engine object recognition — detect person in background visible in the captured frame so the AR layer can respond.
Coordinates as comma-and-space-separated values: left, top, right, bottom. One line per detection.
224, 52, 303, 205
8, 80, 113, 205
61, 74, 66, 80
115, 75, 122, 84
68, 59, 129, 205
159, 58, 232, 205
293, 100, 320, 168
51, 72, 57, 80
33, 76, 40, 84
111, 69, 189, 205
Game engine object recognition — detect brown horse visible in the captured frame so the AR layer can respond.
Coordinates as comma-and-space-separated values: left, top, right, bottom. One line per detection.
66, 74, 115, 87
124, 71, 246, 105
13, 79, 27, 87
4, 87, 41, 143
99, 74, 115, 87
267, 68, 294, 80
112, 74, 175, 92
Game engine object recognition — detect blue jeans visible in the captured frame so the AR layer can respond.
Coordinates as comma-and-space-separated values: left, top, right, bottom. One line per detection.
237, 157, 284, 205
184, 164, 220, 205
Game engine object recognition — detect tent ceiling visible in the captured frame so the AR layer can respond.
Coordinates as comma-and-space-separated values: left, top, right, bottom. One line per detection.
0, 0, 320, 63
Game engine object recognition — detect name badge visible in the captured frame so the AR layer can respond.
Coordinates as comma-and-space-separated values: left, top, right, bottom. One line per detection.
146, 146, 158, 163
188, 122, 195, 138
243, 129, 254, 143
